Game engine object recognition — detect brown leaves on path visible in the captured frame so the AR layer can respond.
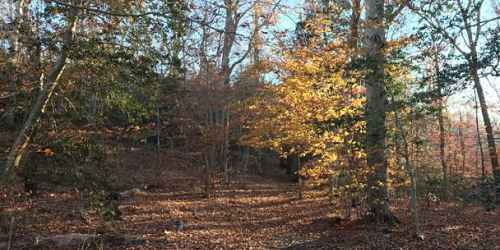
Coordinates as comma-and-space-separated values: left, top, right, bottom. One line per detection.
1, 155, 499, 249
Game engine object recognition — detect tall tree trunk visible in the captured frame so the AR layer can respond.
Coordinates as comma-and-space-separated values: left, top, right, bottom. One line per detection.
2, 14, 78, 177
252, 2, 262, 66
155, 103, 161, 169
5, 69, 17, 128
4, 0, 28, 128
223, 111, 231, 184
431, 47, 449, 200
458, 112, 466, 175
474, 91, 486, 177
437, 100, 448, 200
393, 107, 420, 238
470, 51, 500, 202
219, 0, 239, 183
350, 0, 361, 49
200, 11, 214, 198
221, 0, 237, 85
365, 0, 393, 222
459, 0, 499, 202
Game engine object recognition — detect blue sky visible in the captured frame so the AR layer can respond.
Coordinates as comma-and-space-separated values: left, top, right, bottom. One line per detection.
2, 0, 497, 122
269, 0, 499, 122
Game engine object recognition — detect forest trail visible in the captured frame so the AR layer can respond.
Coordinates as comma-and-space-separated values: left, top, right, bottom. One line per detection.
111, 174, 500, 250
2, 155, 500, 250
118, 177, 333, 249
2, 0, 500, 249
2, 170, 336, 249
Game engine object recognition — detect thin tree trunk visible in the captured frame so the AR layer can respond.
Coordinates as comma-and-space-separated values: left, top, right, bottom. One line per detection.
365, 0, 393, 222
470, 52, 500, 202
297, 157, 303, 200
459, 0, 499, 201
409, 0, 498, 201
4, 0, 28, 128
223, 111, 230, 184
438, 102, 448, 200
155, 103, 161, 168
458, 112, 466, 175
394, 107, 420, 238
474, 91, 486, 177
2, 14, 78, 177
200, 5, 213, 198
431, 47, 449, 200
256, 150, 263, 174
204, 152, 213, 198
205, 103, 215, 199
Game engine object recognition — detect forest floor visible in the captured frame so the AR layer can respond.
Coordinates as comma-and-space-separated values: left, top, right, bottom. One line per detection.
1, 147, 500, 249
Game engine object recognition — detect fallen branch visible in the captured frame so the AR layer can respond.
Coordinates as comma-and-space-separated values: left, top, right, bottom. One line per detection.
35, 233, 98, 247
120, 188, 148, 198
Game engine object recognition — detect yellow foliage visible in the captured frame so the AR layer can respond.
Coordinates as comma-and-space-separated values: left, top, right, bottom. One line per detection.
241, 27, 365, 179
240, 8, 413, 199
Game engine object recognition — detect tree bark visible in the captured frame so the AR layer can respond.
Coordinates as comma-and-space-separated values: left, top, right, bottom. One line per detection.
365, 0, 393, 222
458, 112, 466, 175
221, 0, 238, 85
470, 52, 500, 202
430, 45, 448, 199
350, 0, 361, 49
4, 0, 29, 128
219, 0, 240, 183
297, 157, 303, 200
474, 90, 486, 177
437, 103, 448, 200
2, 13, 78, 177
394, 107, 420, 238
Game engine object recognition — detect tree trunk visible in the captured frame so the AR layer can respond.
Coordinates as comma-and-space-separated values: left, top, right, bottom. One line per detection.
252, 2, 262, 65
350, 0, 361, 49
2, 14, 78, 177
431, 46, 449, 200
4, 0, 29, 128
256, 150, 263, 174
155, 103, 161, 169
394, 107, 420, 238
218, 0, 238, 184
458, 112, 466, 175
5, 72, 17, 128
474, 91, 486, 177
297, 157, 303, 200
437, 101, 448, 200
470, 52, 500, 202
221, 0, 237, 85
204, 152, 214, 199
365, 0, 393, 222
223, 111, 231, 184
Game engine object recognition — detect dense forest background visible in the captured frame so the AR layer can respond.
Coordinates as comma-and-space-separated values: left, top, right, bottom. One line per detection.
0, 0, 499, 249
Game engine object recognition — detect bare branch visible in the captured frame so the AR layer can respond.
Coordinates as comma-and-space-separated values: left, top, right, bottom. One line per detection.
407, 2, 469, 56
386, 1, 407, 25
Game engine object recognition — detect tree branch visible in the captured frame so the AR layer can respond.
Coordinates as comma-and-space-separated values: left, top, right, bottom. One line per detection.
386, 1, 407, 25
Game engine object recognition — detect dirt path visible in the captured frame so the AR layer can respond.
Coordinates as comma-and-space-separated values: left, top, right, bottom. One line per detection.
2, 171, 500, 249
114, 175, 333, 249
